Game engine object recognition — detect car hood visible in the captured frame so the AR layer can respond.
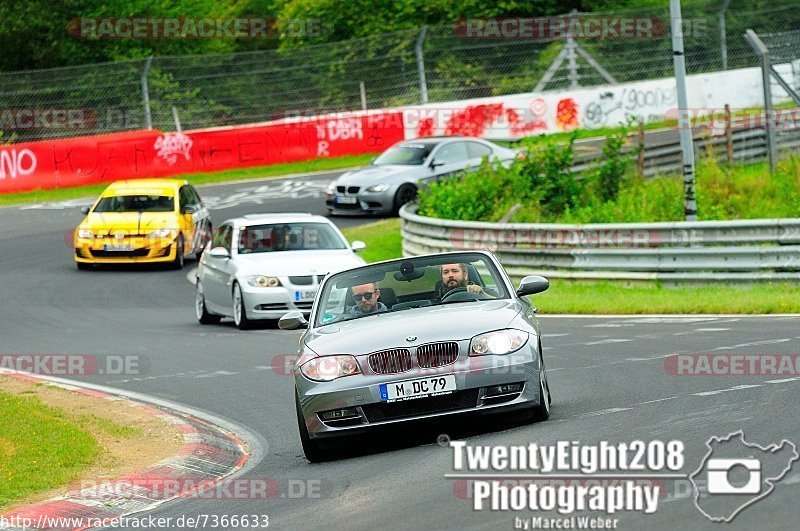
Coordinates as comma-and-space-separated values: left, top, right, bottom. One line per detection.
335, 165, 421, 186
233, 250, 365, 277
304, 299, 525, 356
80, 212, 177, 234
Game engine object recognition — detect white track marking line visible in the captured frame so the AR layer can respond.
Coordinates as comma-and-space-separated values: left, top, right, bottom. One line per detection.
765, 377, 800, 384
584, 338, 633, 345
693, 384, 763, 396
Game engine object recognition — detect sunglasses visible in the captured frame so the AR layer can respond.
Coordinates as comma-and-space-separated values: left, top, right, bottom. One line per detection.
353, 291, 377, 301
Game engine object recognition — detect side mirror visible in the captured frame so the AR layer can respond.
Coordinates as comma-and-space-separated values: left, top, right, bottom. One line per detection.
351, 240, 366, 253
429, 160, 444, 170
208, 246, 230, 258
279, 311, 308, 330
80, 206, 91, 215
516, 275, 549, 297
182, 205, 196, 214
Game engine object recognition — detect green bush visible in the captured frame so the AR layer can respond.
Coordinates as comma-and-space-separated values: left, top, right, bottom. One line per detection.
415, 127, 800, 223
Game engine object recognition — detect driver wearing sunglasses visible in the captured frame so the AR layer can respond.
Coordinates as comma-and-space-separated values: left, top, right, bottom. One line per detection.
349, 282, 388, 316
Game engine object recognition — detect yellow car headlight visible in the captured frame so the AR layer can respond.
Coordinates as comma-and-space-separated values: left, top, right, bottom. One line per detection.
146, 228, 177, 239
77, 228, 94, 239
245, 275, 282, 288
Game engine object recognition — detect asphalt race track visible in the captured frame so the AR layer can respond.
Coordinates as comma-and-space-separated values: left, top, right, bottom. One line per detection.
1, 172, 799, 529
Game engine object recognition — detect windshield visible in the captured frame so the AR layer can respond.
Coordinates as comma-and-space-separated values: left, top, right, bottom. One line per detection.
238, 222, 348, 254
93, 195, 174, 213
314, 253, 510, 326
372, 143, 436, 166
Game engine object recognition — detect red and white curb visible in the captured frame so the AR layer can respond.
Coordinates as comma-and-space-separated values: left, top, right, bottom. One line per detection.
0, 371, 259, 531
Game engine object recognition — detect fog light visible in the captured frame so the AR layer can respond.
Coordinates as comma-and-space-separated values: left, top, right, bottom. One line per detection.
320, 407, 360, 421
485, 383, 522, 397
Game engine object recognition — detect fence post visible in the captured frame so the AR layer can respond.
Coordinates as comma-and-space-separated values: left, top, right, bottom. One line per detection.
670, 0, 698, 221
171, 106, 182, 133
141, 56, 154, 130
719, 0, 730, 70
724, 104, 734, 164
566, 10, 580, 89
637, 121, 646, 178
359, 81, 367, 110
416, 26, 429, 105
745, 29, 777, 174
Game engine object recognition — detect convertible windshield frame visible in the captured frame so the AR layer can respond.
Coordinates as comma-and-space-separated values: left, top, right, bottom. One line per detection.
313, 252, 511, 327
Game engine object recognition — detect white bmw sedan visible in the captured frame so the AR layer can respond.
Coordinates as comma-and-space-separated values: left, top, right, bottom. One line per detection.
195, 213, 366, 329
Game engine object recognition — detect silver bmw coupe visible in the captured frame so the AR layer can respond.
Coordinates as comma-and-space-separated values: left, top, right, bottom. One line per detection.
279, 251, 551, 461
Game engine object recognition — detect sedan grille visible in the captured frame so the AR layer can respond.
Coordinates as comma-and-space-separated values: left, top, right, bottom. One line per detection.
347, 186, 360, 194
361, 389, 480, 422
336, 185, 345, 193
368, 349, 412, 374
417, 342, 459, 368
289, 275, 313, 285
294, 302, 313, 310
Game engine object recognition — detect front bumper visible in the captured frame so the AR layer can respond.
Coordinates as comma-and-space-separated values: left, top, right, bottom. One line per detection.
295, 344, 542, 439
240, 283, 316, 320
325, 191, 393, 215
74, 237, 178, 264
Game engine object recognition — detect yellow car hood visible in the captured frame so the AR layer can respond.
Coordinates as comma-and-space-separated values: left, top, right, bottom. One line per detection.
80, 212, 178, 235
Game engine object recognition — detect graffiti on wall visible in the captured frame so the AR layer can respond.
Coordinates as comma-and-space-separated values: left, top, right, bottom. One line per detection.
584, 87, 676, 126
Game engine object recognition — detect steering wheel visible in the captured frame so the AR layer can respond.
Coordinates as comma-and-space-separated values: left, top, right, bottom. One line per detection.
441, 286, 483, 303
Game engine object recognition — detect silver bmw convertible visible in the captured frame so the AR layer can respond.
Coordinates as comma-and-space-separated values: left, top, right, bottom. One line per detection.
279, 250, 551, 461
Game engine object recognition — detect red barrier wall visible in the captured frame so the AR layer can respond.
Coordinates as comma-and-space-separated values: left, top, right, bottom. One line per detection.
0, 112, 405, 194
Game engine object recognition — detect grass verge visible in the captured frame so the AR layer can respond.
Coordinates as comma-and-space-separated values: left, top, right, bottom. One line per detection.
0, 377, 182, 511
342, 218, 800, 314
0, 153, 376, 207
0, 389, 99, 507
341, 218, 402, 264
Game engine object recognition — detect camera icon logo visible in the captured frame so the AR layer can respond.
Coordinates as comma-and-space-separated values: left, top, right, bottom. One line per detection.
690, 431, 798, 523
706, 458, 761, 494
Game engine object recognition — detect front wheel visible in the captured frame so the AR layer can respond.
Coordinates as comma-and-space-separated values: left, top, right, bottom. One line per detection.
232, 282, 252, 330
296, 392, 328, 462
195, 281, 220, 325
171, 234, 185, 269
392, 184, 417, 215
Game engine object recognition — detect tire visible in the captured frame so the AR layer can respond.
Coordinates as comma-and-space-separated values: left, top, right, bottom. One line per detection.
232, 282, 253, 330
392, 184, 417, 215
195, 281, 221, 325
528, 372, 551, 422
171, 234, 185, 269
296, 391, 328, 462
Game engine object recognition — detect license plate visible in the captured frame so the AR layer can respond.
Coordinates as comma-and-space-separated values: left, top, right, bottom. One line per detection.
103, 244, 134, 251
335, 196, 358, 204
380, 374, 457, 402
294, 290, 316, 301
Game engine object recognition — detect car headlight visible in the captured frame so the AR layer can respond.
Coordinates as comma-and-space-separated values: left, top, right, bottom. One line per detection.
300, 355, 361, 381
365, 184, 389, 193
146, 228, 177, 238
77, 228, 93, 239
245, 275, 282, 288
326, 181, 336, 194
470, 329, 528, 356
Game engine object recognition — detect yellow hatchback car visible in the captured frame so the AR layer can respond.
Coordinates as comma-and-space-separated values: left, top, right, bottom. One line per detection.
74, 179, 212, 270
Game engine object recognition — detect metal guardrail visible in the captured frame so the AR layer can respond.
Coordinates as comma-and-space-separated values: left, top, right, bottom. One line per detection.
400, 205, 800, 282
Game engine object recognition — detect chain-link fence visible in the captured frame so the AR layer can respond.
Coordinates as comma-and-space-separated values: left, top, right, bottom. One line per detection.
1, 0, 799, 143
